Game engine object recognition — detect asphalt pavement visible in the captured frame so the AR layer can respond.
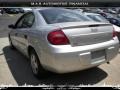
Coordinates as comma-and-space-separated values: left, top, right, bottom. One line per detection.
0, 14, 22, 38
0, 14, 120, 86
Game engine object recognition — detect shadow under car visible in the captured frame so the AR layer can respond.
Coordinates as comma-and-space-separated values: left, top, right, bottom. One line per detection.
3, 46, 108, 86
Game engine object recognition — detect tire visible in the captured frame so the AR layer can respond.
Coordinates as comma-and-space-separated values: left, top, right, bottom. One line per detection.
8, 35, 15, 49
29, 49, 47, 78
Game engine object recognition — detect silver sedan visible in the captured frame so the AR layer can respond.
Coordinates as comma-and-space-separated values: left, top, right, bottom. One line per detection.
8, 8, 119, 78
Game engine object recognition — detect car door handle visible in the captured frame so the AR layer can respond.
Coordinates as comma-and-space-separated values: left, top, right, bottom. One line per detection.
24, 35, 27, 39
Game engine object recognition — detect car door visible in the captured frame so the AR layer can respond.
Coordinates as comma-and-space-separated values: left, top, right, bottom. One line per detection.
10, 14, 26, 49
14, 12, 35, 55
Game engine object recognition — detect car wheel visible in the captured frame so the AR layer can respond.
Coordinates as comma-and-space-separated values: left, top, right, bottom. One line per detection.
8, 35, 15, 49
30, 49, 47, 78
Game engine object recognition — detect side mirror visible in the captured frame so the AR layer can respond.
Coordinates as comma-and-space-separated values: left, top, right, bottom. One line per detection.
8, 24, 16, 29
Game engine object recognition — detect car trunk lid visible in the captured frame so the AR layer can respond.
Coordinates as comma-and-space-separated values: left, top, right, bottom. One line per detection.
50, 22, 113, 46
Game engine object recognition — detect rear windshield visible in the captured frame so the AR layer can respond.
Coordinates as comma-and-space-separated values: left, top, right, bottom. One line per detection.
39, 9, 91, 24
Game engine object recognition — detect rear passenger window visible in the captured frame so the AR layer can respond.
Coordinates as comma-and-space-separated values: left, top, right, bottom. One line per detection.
15, 12, 35, 28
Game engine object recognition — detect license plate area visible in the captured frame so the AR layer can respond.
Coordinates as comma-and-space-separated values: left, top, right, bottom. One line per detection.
91, 49, 106, 64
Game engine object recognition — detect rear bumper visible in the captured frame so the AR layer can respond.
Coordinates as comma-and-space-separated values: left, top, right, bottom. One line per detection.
40, 38, 119, 73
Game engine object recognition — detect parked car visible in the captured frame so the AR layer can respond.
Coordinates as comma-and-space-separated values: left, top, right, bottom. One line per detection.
17, 8, 25, 13
22, 8, 32, 13
106, 14, 120, 27
0, 8, 4, 14
84, 12, 109, 23
107, 9, 117, 14
97, 11, 108, 18
8, 8, 119, 78
84, 12, 120, 45
3, 8, 20, 14
0, 9, 2, 15
98, 12, 120, 27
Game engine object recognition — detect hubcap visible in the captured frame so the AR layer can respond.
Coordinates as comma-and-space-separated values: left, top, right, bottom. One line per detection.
30, 54, 39, 74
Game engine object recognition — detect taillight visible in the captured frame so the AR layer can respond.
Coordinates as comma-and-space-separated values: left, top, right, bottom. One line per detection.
47, 29, 70, 45
113, 30, 117, 37
112, 27, 117, 38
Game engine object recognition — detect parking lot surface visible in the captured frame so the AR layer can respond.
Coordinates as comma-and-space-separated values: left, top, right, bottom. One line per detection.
0, 14, 120, 86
